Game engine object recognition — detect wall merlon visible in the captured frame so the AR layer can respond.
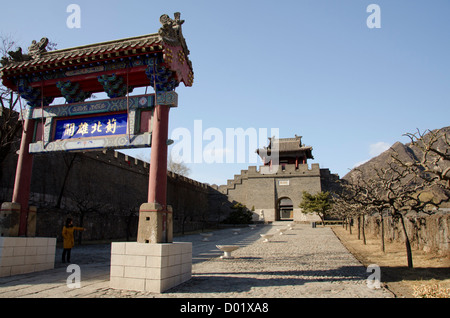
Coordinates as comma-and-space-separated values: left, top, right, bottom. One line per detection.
240, 164, 321, 179
296, 164, 309, 173
167, 171, 210, 192
248, 166, 257, 174
218, 185, 228, 194
283, 164, 297, 173
84, 150, 149, 174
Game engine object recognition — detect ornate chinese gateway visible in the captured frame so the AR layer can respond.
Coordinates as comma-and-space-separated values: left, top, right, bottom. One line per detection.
0, 13, 193, 247
1, 13, 195, 292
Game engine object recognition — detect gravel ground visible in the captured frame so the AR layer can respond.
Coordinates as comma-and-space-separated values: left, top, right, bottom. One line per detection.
0, 223, 393, 298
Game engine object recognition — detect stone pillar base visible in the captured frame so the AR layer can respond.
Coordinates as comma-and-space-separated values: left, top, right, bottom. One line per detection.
0, 203, 37, 237
0, 237, 56, 278
0, 202, 20, 237
110, 242, 192, 293
27, 206, 37, 237
137, 203, 173, 244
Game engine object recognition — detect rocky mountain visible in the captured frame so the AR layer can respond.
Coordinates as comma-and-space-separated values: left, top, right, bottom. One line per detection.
343, 126, 450, 208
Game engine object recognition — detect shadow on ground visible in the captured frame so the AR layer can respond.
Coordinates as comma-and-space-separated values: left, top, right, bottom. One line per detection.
166, 266, 369, 294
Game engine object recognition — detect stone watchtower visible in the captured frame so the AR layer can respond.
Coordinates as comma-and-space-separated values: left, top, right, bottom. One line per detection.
257, 135, 313, 171
219, 135, 338, 222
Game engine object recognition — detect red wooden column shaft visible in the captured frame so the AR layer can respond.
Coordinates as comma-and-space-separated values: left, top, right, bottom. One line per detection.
12, 118, 35, 236
148, 104, 170, 208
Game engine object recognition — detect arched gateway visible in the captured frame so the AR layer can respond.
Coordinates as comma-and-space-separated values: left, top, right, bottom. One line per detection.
277, 197, 294, 221
0, 13, 194, 292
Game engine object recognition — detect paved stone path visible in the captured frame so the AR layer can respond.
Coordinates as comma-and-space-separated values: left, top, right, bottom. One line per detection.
0, 223, 393, 298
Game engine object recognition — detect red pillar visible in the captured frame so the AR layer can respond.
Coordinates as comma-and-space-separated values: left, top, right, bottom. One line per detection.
12, 118, 35, 236
148, 104, 170, 208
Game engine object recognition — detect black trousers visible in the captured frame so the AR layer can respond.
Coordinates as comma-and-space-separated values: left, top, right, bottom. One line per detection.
62, 248, 71, 263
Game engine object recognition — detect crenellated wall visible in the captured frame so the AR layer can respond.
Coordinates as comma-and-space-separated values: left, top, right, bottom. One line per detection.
0, 148, 224, 242
219, 163, 322, 194
218, 163, 335, 222
0, 133, 340, 238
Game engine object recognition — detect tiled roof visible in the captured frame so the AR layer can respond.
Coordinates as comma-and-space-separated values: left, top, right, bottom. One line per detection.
1, 13, 194, 94
1, 33, 163, 73
257, 136, 314, 158
270, 136, 312, 152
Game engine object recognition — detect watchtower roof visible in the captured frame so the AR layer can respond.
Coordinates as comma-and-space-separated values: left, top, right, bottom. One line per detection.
257, 135, 314, 159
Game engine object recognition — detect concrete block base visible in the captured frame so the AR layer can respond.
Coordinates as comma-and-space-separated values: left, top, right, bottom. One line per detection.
0, 237, 56, 278
110, 241, 192, 293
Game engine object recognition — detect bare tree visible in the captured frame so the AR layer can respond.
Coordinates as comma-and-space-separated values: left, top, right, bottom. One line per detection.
372, 158, 450, 268
0, 36, 22, 165
393, 128, 450, 189
338, 175, 378, 249
66, 181, 105, 245
344, 171, 391, 250
168, 155, 191, 177
0, 36, 57, 165
338, 129, 449, 266
117, 200, 139, 242
329, 194, 347, 228
341, 165, 417, 266
56, 153, 78, 208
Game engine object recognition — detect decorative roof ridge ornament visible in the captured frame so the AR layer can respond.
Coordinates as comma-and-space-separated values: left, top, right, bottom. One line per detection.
27, 37, 49, 59
1, 37, 49, 66
158, 12, 190, 57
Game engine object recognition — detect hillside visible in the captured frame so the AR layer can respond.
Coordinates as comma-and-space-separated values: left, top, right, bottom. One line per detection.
343, 126, 450, 208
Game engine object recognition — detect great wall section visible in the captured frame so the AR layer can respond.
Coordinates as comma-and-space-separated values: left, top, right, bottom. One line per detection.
1, 148, 229, 243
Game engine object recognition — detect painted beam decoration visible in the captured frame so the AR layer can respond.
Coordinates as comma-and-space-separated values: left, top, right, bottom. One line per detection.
28, 92, 177, 153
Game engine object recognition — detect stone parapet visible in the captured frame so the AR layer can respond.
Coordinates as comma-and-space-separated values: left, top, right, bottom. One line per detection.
220, 163, 321, 194
254, 163, 321, 177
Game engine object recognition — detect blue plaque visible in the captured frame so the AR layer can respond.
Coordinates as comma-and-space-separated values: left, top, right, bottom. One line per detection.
54, 113, 128, 141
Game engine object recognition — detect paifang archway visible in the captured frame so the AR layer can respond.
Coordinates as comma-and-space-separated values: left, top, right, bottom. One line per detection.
0, 13, 193, 242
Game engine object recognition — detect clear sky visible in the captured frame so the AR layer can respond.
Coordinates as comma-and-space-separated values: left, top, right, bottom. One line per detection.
2, 0, 449, 185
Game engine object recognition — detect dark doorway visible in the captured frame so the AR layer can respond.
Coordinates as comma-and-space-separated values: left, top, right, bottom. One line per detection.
278, 197, 293, 221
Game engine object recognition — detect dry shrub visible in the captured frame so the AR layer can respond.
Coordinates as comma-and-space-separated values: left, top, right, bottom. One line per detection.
412, 283, 450, 298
